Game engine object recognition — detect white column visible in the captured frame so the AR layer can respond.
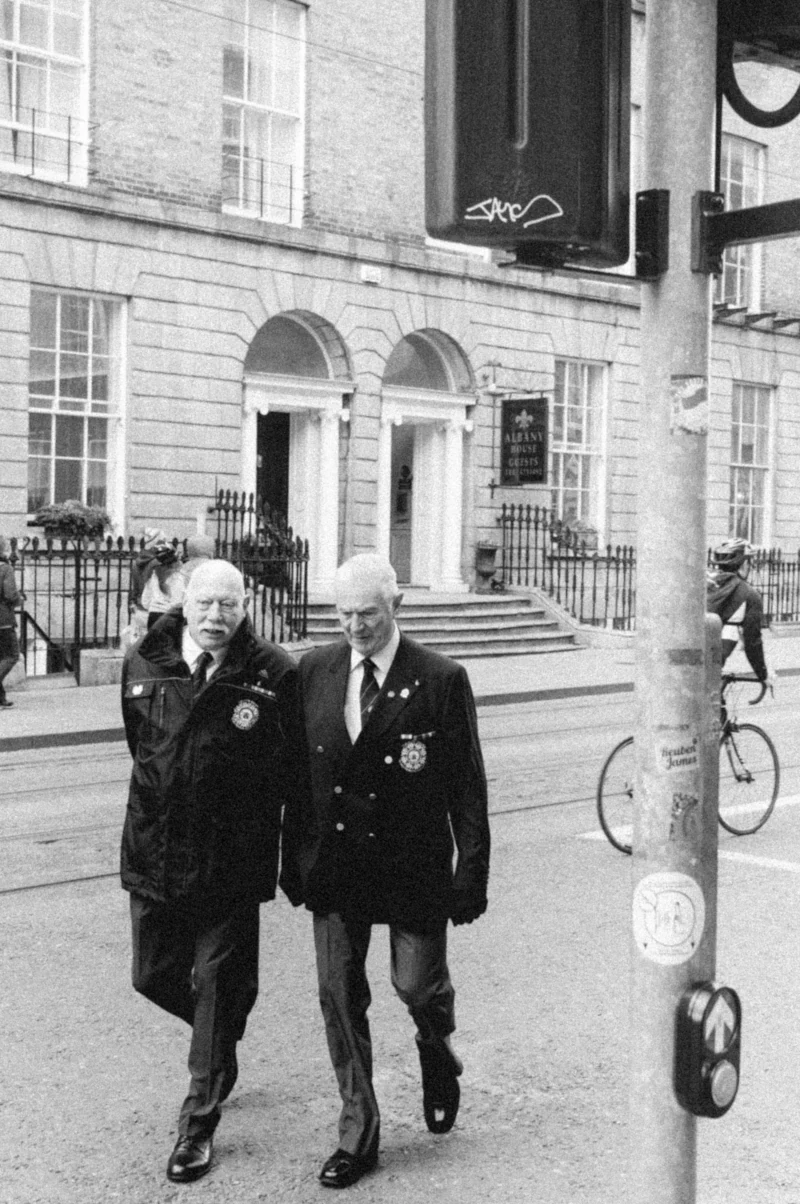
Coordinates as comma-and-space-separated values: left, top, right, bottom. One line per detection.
438, 420, 468, 592
240, 401, 260, 498
376, 417, 393, 559
313, 411, 340, 593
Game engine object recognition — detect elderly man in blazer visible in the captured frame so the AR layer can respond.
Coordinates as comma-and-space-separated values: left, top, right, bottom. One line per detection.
286, 553, 490, 1188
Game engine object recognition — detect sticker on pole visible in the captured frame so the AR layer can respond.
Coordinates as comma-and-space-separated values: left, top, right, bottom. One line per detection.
632, 871, 706, 964
670, 375, 708, 435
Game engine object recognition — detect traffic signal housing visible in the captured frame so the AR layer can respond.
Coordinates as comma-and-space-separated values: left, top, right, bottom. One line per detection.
425, 0, 631, 268
675, 983, 742, 1118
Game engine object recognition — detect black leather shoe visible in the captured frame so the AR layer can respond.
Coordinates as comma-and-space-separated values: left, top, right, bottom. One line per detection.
166, 1134, 213, 1183
417, 1037, 463, 1134
0, 698, 13, 708
318, 1147, 378, 1189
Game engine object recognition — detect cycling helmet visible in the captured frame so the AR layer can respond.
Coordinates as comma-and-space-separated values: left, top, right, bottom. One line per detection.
711, 537, 752, 570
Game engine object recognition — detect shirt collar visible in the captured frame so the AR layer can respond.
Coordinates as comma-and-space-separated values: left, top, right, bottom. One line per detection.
349, 623, 400, 678
182, 629, 226, 671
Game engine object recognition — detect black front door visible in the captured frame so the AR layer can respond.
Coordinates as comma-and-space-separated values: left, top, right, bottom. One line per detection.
256, 412, 290, 519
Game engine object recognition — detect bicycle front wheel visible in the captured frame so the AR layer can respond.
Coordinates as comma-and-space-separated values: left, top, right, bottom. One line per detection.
597, 736, 634, 854
718, 723, 780, 836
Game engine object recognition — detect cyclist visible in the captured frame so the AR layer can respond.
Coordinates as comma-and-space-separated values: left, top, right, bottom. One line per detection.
706, 537, 769, 681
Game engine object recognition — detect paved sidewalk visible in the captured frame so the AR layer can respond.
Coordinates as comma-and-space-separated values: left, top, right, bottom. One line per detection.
1, 627, 797, 753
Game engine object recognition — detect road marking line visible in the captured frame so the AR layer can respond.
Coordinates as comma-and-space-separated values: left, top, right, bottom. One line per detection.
579, 794, 800, 843
719, 850, 800, 873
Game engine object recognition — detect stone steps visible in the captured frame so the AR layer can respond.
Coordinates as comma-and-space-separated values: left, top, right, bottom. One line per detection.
306, 592, 577, 657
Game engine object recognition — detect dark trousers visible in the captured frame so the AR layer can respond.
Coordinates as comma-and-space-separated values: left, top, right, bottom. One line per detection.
0, 627, 19, 698
313, 911, 456, 1158
130, 894, 260, 1137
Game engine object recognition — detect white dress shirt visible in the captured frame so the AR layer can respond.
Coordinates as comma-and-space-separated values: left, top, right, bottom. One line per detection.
182, 630, 225, 681
344, 624, 400, 743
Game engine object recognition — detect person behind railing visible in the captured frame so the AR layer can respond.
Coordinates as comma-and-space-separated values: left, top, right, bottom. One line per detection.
129, 528, 169, 632
0, 536, 23, 709
140, 535, 185, 629
707, 538, 773, 688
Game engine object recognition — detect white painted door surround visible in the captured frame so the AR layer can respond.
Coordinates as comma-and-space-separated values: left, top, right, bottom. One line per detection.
242, 374, 351, 593
378, 386, 471, 592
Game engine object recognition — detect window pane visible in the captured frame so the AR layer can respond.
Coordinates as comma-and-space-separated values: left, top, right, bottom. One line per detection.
53, 12, 81, 57
87, 416, 107, 459
19, 1, 48, 51
223, 45, 244, 98
59, 351, 88, 399
61, 293, 89, 344
90, 356, 108, 402
1, 1, 14, 41
29, 410, 52, 456
86, 459, 106, 508
54, 456, 81, 502
16, 53, 47, 115
29, 348, 56, 397
55, 412, 83, 457
27, 457, 50, 512
92, 299, 110, 356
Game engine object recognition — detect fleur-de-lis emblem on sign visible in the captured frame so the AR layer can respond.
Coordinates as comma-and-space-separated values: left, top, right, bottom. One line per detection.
514, 409, 534, 431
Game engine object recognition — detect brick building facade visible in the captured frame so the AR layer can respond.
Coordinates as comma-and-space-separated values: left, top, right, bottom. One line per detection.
2, 0, 800, 595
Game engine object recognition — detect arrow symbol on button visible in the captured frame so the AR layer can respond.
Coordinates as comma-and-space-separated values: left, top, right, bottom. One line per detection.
706, 994, 736, 1053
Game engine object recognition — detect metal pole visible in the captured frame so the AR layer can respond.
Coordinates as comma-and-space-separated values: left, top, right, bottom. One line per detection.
631, 3, 718, 1203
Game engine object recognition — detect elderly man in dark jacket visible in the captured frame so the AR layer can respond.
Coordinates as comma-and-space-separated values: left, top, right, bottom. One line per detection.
284, 553, 490, 1189
121, 559, 306, 1184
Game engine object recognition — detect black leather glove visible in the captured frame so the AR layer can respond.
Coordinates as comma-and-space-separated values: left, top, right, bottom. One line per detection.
451, 899, 487, 926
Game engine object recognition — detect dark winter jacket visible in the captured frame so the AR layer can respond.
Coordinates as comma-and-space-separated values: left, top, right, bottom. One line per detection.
120, 611, 309, 905
0, 560, 20, 628
706, 569, 767, 680
284, 634, 490, 930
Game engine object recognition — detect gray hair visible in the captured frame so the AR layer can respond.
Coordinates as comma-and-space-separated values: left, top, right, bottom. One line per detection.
184, 559, 245, 602
335, 553, 399, 605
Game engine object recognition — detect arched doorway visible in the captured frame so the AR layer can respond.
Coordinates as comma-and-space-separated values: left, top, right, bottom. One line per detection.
242, 312, 353, 593
379, 330, 474, 591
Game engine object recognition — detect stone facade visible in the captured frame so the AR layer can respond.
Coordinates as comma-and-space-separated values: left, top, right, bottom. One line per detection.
2, 0, 800, 597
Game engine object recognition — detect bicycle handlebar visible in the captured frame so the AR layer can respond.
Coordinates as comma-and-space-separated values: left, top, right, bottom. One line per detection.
721, 672, 768, 705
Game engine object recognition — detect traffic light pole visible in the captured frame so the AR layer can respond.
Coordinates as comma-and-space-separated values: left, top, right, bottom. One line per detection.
631, 3, 719, 1203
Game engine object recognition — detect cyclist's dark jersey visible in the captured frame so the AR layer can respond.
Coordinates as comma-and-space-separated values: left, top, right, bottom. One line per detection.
706, 569, 767, 680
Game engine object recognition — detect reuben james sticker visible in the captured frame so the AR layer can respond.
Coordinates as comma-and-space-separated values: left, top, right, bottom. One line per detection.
632, 872, 706, 965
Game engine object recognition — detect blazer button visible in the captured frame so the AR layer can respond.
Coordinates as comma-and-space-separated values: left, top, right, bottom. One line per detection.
369, 793, 377, 801
384, 755, 393, 764
316, 745, 324, 753
336, 822, 345, 832
333, 785, 342, 794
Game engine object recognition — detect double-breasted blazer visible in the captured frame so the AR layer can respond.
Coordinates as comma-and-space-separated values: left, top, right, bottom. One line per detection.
284, 633, 490, 930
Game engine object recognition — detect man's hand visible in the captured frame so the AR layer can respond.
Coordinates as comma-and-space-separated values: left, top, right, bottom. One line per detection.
451, 900, 487, 926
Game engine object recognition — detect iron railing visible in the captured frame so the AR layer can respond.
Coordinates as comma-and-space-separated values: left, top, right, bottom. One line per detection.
497, 504, 800, 631
497, 504, 636, 630
8, 501, 309, 680
208, 490, 309, 643
0, 105, 93, 183
221, 152, 297, 223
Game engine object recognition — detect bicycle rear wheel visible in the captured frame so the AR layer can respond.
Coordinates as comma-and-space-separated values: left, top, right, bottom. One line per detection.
597, 736, 634, 854
718, 723, 780, 836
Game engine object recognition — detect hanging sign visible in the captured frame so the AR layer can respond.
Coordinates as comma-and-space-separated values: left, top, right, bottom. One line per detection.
500, 395, 548, 486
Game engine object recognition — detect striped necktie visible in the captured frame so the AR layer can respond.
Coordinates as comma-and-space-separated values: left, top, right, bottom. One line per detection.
359, 657, 380, 729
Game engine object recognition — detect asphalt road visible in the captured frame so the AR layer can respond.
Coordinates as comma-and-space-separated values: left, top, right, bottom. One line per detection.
2, 686, 800, 1203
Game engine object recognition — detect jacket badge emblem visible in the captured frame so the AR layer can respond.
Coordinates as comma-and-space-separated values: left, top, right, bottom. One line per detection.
399, 738, 426, 773
132, 683, 144, 696
232, 699, 260, 730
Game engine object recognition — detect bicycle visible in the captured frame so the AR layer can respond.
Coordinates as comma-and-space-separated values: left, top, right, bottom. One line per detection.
597, 673, 780, 854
